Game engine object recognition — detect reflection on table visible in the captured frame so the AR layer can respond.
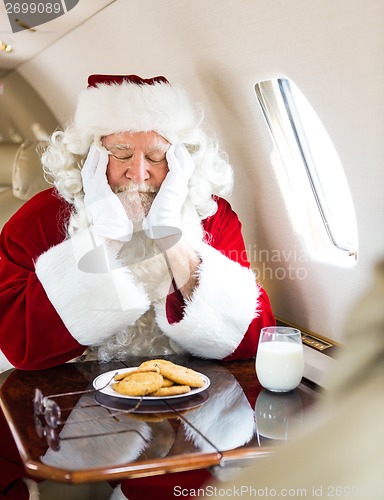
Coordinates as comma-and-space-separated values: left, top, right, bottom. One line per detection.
255, 389, 304, 443
0, 356, 320, 483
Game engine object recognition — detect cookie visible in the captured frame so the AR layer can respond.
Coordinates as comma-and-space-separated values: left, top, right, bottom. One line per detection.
140, 360, 205, 388
113, 366, 159, 381
138, 359, 171, 371
150, 385, 191, 397
161, 377, 175, 387
112, 372, 164, 396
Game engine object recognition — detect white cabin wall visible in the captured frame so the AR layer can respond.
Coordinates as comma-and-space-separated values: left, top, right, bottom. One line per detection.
16, 0, 384, 343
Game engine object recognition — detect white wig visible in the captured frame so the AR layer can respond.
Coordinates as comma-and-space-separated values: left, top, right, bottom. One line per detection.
40, 75, 234, 234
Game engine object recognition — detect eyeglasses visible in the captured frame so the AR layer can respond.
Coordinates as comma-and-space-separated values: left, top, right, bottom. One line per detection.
33, 371, 119, 425
33, 372, 117, 425
33, 372, 146, 451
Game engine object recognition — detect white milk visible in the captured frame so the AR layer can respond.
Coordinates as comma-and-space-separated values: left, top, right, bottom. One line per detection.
256, 341, 304, 392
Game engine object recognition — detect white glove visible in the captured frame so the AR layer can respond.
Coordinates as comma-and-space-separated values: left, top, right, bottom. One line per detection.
143, 144, 195, 239
81, 144, 133, 242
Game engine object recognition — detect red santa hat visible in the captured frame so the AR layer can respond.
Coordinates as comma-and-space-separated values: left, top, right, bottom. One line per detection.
73, 74, 203, 144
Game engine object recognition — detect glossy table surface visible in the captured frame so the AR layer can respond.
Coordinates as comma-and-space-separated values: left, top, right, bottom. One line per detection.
0, 355, 320, 484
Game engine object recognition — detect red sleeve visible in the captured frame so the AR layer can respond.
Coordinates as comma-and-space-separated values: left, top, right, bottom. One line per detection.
166, 197, 275, 360
0, 190, 85, 370
204, 198, 275, 360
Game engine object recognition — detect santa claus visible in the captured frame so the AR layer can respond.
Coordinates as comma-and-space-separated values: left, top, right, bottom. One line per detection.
0, 74, 275, 499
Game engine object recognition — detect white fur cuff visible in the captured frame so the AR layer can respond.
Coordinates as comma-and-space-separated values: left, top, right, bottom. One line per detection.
35, 230, 150, 346
155, 243, 260, 359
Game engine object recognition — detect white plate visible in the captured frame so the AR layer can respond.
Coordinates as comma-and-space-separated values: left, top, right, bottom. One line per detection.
93, 367, 210, 400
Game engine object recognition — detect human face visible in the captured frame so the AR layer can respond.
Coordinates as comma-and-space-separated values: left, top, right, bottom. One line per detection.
102, 131, 170, 192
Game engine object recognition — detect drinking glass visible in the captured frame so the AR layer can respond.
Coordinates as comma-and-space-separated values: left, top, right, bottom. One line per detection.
256, 326, 304, 392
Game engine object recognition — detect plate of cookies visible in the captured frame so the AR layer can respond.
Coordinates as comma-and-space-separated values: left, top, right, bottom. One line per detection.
93, 359, 210, 401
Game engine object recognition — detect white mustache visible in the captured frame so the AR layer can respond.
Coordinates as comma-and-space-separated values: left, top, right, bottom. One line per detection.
113, 183, 158, 193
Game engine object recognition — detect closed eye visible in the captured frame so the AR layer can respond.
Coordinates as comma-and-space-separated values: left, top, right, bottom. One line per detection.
146, 155, 166, 164
111, 153, 133, 161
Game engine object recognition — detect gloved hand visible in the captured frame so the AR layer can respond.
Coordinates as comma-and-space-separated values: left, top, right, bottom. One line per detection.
143, 144, 195, 239
81, 144, 133, 242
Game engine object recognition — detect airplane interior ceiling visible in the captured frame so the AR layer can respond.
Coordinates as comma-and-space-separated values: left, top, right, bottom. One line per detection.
0, 0, 114, 76
1, 0, 383, 344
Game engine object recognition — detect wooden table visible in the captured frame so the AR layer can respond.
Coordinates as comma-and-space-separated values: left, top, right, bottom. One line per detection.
0, 355, 319, 484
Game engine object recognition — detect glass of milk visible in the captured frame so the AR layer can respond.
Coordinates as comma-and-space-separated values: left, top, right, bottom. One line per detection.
256, 326, 304, 392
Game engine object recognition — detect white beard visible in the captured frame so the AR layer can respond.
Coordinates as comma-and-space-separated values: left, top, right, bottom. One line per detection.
114, 186, 173, 303
74, 185, 205, 362
114, 184, 157, 228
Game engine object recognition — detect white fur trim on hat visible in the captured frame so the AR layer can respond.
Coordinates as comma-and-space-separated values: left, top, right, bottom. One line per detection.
74, 81, 203, 143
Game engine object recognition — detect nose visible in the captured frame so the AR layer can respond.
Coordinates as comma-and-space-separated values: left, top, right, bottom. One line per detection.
126, 154, 150, 183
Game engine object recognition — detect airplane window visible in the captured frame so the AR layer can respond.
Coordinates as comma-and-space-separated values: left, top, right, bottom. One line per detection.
255, 77, 358, 260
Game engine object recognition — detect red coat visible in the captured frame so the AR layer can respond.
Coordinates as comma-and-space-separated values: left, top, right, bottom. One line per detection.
0, 188, 274, 370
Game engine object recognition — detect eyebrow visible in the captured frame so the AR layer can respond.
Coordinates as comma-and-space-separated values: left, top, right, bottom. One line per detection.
105, 143, 168, 152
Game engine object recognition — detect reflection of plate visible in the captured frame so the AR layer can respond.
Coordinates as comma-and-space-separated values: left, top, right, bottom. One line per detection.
94, 390, 209, 413
93, 368, 210, 401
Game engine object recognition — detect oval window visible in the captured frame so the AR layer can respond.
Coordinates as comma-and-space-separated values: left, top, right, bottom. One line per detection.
255, 77, 358, 260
